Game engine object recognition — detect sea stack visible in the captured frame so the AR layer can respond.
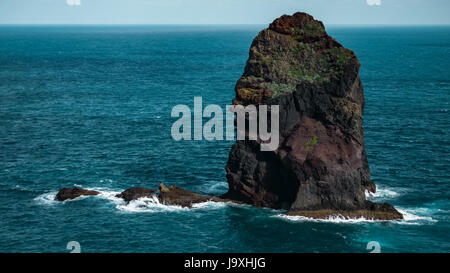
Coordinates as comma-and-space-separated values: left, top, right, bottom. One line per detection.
223, 12, 402, 220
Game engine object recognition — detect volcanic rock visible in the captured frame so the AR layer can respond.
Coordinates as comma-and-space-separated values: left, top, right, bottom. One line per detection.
113, 184, 220, 207
157, 184, 215, 207
54, 187, 99, 201
115, 187, 157, 203
223, 12, 402, 220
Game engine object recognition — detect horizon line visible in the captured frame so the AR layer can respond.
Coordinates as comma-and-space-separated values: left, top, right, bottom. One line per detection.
1, 23, 450, 27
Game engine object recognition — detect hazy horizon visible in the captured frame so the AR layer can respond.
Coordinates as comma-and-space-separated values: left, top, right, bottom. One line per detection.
1, 23, 450, 26
1, 0, 449, 25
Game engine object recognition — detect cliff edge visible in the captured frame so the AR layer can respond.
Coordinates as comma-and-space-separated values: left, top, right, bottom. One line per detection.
223, 12, 402, 220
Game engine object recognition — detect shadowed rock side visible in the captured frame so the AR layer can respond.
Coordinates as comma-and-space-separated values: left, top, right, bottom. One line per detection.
223, 12, 402, 220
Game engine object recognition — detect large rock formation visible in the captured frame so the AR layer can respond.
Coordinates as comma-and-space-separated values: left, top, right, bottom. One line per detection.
223, 12, 402, 220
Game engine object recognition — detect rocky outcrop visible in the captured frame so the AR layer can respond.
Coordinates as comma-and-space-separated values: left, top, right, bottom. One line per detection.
114, 184, 220, 207
55, 188, 99, 201
56, 184, 223, 207
157, 184, 217, 207
223, 12, 402, 220
115, 187, 157, 203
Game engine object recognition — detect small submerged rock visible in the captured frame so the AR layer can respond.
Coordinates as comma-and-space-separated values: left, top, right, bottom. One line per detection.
54, 187, 99, 201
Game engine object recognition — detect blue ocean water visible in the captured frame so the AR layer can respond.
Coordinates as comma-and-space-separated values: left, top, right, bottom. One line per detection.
0, 25, 449, 253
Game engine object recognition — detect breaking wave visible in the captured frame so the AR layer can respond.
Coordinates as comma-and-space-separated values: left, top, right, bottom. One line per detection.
273, 207, 437, 225
365, 185, 407, 200
34, 191, 59, 205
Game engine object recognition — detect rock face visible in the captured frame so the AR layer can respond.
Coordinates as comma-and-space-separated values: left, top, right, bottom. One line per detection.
224, 12, 402, 220
55, 188, 99, 201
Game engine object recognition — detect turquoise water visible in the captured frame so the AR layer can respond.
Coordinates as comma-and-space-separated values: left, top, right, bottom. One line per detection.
0, 25, 448, 253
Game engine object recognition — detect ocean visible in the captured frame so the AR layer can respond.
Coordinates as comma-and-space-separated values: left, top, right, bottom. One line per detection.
0, 25, 448, 253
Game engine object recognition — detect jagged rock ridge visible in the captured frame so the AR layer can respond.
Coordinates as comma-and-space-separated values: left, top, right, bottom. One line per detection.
224, 12, 402, 220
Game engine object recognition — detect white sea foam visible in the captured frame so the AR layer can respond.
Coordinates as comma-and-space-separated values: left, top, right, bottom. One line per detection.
274, 207, 437, 225
192, 200, 228, 209
365, 186, 402, 200
115, 196, 187, 213
33, 187, 118, 206
33, 191, 90, 204
86, 186, 233, 213
99, 179, 113, 183
274, 214, 385, 224
88, 187, 121, 201
115, 196, 229, 213
34, 191, 59, 205
35, 186, 230, 213
396, 208, 438, 225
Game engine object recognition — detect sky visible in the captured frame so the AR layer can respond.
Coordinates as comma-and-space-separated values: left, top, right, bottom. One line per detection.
0, 0, 449, 25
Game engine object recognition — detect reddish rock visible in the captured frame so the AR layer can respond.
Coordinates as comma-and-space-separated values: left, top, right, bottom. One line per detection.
269, 12, 327, 42
223, 12, 402, 220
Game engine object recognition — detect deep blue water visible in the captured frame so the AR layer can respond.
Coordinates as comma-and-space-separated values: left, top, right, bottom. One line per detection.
0, 25, 449, 253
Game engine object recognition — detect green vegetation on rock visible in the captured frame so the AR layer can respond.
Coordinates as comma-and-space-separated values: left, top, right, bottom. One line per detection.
236, 22, 356, 100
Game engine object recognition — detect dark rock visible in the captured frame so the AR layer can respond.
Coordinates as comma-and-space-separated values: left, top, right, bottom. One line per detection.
157, 184, 215, 207
223, 12, 402, 220
115, 187, 157, 203
114, 184, 223, 207
55, 187, 99, 201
